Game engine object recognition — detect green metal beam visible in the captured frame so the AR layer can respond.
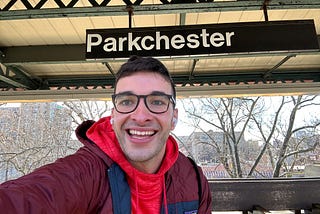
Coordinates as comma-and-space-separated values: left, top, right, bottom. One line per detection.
2, 80, 320, 102
0, 65, 43, 89
173, 69, 320, 86
0, 0, 320, 20
0, 74, 30, 89
2, 68, 318, 90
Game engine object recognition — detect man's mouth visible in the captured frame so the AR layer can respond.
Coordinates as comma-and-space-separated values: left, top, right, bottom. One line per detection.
128, 129, 156, 137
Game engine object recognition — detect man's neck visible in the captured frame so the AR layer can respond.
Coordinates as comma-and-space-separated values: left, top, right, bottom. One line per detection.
129, 149, 166, 174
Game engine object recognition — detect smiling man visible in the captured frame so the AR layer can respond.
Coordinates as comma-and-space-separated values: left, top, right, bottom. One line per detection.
0, 56, 212, 214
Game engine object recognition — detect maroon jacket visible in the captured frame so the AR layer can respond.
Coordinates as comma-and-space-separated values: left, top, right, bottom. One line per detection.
0, 120, 212, 213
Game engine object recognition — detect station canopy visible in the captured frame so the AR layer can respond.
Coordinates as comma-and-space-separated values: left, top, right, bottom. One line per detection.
0, 0, 320, 102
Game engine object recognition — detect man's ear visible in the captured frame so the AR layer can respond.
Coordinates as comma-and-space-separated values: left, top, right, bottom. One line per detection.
110, 108, 115, 125
171, 117, 178, 130
173, 118, 177, 126
171, 109, 178, 130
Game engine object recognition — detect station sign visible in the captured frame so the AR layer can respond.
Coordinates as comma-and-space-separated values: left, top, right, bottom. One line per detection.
86, 20, 319, 59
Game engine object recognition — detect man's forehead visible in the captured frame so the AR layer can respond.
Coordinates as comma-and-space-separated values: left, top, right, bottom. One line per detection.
116, 72, 172, 93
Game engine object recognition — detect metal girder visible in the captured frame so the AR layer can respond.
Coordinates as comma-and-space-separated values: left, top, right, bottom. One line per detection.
174, 69, 320, 87
0, 65, 43, 89
0, 75, 29, 89
46, 76, 115, 89
1, 68, 319, 90
263, 54, 297, 78
1, 0, 320, 20
1, 79, 320, 102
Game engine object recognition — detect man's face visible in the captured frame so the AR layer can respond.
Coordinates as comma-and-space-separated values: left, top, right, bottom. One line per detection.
111, 71, 178, 173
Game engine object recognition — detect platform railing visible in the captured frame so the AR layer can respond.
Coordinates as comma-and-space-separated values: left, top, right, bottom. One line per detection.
209, 177, 320, 213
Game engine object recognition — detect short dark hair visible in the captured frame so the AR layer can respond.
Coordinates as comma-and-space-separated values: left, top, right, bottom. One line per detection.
114, 56, 176, 101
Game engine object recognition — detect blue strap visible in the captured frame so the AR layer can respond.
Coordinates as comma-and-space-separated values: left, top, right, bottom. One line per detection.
108, 163, 131, 214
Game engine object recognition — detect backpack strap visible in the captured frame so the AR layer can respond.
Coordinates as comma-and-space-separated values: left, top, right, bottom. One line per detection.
108, 163, 131, 214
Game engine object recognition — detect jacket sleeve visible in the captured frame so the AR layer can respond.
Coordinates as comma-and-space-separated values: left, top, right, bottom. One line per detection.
197, 166, 213, 214
0, 147, 109, 214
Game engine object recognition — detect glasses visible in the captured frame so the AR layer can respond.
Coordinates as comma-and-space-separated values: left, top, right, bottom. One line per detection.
112, 92, 176, 114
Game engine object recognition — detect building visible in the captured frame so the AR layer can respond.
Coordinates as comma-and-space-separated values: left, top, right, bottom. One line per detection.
177, 130, 273, 178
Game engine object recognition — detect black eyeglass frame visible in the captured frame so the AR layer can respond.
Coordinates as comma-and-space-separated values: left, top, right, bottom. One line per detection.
112, 92, 176, 114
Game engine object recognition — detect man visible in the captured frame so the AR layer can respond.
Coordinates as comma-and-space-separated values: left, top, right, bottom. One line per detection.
0, 56, 212, 213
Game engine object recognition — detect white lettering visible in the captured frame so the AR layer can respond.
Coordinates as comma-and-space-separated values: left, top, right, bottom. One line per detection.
128, 33, 141, 51
156, 31, 170, 50
141, 36, 155, 50
103, 37, 117, 52
225, 32, 234, 46
186, 34, 200, 48
171, 35, 185, 49
118, 37, 128, 51
200, 29, 210, 48
86, 29, 236, 56
87, 34, 102, 52
210, 32, 225, 47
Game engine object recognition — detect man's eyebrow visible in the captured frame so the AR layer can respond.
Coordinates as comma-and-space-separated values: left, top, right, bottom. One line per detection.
150, 91, 170, 95
115, 91, 170, 96
115, 91, 134, 95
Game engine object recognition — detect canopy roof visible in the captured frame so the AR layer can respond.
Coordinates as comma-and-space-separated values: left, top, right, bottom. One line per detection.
0, 0, 320, 101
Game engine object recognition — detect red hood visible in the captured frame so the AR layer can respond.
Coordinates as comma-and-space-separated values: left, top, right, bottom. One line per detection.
86, 116, 179, 176
86, 116, 179, 213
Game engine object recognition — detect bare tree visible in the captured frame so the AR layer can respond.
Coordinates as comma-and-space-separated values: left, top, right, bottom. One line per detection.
62, 101, 111, 126
0, 101, 112, 182
181, 95, 320, 178
268, 96, 320, 177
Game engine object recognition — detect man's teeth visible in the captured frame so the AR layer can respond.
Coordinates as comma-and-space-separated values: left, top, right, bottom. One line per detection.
129, 130, 155, 136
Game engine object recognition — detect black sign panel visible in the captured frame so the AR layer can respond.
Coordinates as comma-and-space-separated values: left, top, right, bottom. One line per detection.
86, 20, 319, 59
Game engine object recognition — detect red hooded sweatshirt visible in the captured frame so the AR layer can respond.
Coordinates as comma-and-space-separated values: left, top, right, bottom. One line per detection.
86, 116, 179, 213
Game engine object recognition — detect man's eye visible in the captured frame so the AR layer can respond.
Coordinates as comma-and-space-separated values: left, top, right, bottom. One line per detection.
149, 96, 168, 106
116, 96, 136, 106
119, 99, 133, 106
152, 100, 165, 105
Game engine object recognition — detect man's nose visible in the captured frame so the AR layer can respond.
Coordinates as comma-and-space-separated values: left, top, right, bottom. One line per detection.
131, 98, 152, 121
